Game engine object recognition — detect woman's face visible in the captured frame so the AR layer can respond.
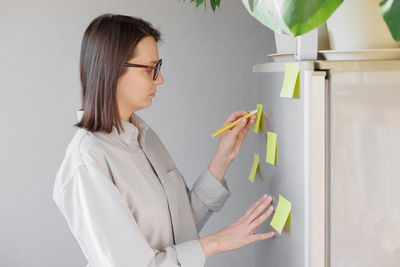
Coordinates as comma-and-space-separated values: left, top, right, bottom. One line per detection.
116, 36, 164, 120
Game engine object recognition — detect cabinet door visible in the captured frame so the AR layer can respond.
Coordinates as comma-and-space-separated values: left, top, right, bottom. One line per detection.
329, 71, 400, 267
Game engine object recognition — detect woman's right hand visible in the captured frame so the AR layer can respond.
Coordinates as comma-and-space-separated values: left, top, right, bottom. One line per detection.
199, 194, 275, 259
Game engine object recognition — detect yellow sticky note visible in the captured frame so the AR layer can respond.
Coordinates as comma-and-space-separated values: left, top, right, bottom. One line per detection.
256, 164, 262, 181
248, 153, 261, 183
270, 194, 292, 234
265, 131, 277, 165
253, 104, 263, 134
280, 63, 300, 98
259, 112, 267, 133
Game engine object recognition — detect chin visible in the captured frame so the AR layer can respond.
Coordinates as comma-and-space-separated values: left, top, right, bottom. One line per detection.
144, 100, 152, 108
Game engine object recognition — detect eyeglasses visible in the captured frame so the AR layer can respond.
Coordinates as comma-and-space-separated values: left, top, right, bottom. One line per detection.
124, 59, 162, 81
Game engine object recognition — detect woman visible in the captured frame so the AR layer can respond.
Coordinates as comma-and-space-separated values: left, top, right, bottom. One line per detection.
53, 14, 275, 267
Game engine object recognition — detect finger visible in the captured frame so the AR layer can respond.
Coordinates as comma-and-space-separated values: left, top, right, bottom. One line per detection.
244, 195, 272, 223
232, 116, 249, 135
242, 114, 257, 133
241, 110, 255, 128
246, 196, 273, 224
251, 231, 275, 242
223, 110, 251, 126
243, 194, 269, 219
241, 110, 256, 131
248, 205, 274, 232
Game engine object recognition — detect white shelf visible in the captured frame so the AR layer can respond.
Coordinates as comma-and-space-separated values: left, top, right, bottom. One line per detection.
252, 60, 400, 73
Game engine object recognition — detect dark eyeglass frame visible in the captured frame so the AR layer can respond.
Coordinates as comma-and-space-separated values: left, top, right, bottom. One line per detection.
124, 59, 162, 81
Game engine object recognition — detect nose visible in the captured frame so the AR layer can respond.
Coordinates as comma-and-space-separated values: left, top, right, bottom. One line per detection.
155, 71, 164, 85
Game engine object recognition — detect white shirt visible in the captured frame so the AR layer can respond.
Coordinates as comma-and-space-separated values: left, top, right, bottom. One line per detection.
52, 110, 231, 267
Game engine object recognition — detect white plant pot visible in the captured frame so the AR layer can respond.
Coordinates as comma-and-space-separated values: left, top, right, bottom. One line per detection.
274, 31, 297, 54
272, 24, 330, 61
326, 0, 400, 50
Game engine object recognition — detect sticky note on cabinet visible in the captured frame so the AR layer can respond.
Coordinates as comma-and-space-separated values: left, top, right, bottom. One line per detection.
280, 63, 300, 98
248, 153, 262, 183
253, 104, 263, 134
270, 194, 292, 234
265, 131, 277, 165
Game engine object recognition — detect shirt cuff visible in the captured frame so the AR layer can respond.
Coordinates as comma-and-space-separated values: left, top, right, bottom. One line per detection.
192, 168, 232, 212
173, 239, 206, 267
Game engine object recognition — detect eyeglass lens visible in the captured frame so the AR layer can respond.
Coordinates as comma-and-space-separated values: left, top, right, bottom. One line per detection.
153, 60, 162, 80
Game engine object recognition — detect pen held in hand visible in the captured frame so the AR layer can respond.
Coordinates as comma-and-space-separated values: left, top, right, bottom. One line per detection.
212, 109, 258, 138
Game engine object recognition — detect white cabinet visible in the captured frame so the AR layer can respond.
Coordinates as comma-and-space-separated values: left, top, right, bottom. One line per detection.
253, 60, 400, 267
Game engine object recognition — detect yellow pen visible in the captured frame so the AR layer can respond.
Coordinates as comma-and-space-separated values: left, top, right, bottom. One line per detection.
212, 109, 257, 138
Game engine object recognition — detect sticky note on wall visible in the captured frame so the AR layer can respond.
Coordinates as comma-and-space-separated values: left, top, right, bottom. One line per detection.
265, 131, 277, 165
259, 112, 267, 133
253, 104, 263, 134
270, 194, 292, 234
248, 153, 262, 183
280, 63, 300, 98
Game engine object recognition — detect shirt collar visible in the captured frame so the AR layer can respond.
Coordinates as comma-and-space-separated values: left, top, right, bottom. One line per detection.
76, 109, 149, 148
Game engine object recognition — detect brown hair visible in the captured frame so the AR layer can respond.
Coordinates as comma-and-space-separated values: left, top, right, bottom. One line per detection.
75, 14, 162, 134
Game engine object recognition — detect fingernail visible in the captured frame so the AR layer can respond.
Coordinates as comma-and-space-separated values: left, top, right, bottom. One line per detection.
241, 118, 246, 124
263, 194, 268, 198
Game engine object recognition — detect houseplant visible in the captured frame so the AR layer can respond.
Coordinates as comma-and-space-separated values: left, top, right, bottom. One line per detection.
240, 0, 342, 57
184, 0, 400, 52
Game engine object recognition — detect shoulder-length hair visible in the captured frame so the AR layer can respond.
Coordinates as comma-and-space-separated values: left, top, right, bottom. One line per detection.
75, 14, 162, 134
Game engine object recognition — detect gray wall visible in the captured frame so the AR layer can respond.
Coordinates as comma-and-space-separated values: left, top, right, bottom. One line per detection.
0, 1, 276, 266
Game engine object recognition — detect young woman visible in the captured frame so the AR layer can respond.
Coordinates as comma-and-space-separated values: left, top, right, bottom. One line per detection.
53, 13, 275, 267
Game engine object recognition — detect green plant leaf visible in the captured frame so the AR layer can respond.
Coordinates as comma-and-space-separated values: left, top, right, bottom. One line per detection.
242, 0, 291, 35
211, 0, 216, 11
196, 0, 205, 7
242, 0, 343, 36
183, 0, 219, 12
380, 0, 400, 41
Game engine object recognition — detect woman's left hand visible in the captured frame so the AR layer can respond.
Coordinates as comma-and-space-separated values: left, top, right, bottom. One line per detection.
216, 110, 256, 163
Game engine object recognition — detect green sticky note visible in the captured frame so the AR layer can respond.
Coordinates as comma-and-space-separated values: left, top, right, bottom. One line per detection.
280, 63, 300, 98
248, 153, 260, 183
265, 131, 277, 165
253, 104, 263, 134
270, 194, 292, 234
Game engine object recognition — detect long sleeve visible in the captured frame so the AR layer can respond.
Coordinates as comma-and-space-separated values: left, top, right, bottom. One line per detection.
187, 168, 232, 232
57, 164, 206, 267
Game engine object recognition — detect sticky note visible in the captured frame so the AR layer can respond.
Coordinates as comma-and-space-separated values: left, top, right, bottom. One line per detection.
253, 104, 263, 134
248, 153, 262, 183
265, 131, 277, 165
280, 63, 300, 98
270, 194, 292, 234
256, 164, 262, 181
259, 112, 267, 133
